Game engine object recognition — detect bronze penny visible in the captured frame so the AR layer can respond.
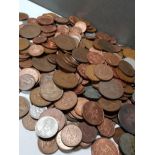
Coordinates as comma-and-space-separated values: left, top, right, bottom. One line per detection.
22, 113, 37, 131
55, 91, 77, 110
57, 25, 70, 34
75, 21, 87, 33
32, 55, 56, 72
118, 104, 135, 134
47, 54, 56, 64
98, 97, 121, 112
41, 25, 57, 33
70, 109, 83, 120
98, 79, 124, 99
83, 101, 103, 125
19, 74, 35, 90
53, 70, 78, 89
38, 137, 58, 154
27, 18, 38, 25
40, 108, 66, 130
97, 118, 115, 137
61, 124, 82, 147
78, 122, 97, 143
19, 12, 29, 21
119, 60, 135, 77
113, 127, 125, 144
44, 47, 57, 54
77, 64, 88, 79
19, 38, 30, 51
30, 87, 51, 107
91, 138, 119, 155
53, 35, 77, 50
42, 39, 57, 49
73, 84, 85, 95
28, 44, 44, 56
72, 48, 89, 63
33, 36, 47, 44
37, 15, 54, 25
19, 96, 29, 118
80, 141, 91, 148
124, 85, 134, 94
94, 64, 113, 81
96, 32, 112, 41
19, 58, 32, 68
20, 24, 41, 39
104, 53, 121, 66
54, 16, 69, 24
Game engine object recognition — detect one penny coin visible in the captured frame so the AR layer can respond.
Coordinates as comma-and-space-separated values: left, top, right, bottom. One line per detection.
77, 64, 88, 79
28, 44, 44, 56
19, 59, 32, 68
104, 53, 121, 66
33, 36, 47, 44
91, 138, 119, 155
55, 16, 69, 24
19, 12, 29, 21
37, 15, 54, 25
83, 101, 103, 125
38, 137, 58, 154
97, 118, 115, 137
98, 79, 124, 99
113, 127, 125, 144
19, 38, 30, 51
41, 25, 57, 33
19, 96, 29, 118
61, 124, 82, 147
55, 91, 78, 110
75, 21, 87, 33
78, 122, 97, 143
94, 64, 113, 81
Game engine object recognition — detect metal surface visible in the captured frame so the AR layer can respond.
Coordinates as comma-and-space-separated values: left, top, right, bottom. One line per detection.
29, 0, 135, 48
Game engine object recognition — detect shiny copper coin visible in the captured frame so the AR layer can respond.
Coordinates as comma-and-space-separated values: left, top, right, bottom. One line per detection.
98, 79, 124, 99
42, 39, 57, 49
91, 138, 119, 155
19, 24, 41, 39
37, 15, 54, 25
118, 104, 135, 134
94, 64, 113, 81
75, 21, 87, 33
19, 96, 29, 118
19, 38, 30, 51
113, 127, 125, 144
97, 118, 115, 137
104, 53, 121, 66
83, 101, 103, 125
19, 12, 29, 21
33, 36, 47, 44
41, 25, 57, 33
28, 44, 44, 56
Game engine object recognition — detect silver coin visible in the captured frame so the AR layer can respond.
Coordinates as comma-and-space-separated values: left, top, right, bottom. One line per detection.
30, 105, 47, 119
123, 57, 135, 69
35, 116, 58, 138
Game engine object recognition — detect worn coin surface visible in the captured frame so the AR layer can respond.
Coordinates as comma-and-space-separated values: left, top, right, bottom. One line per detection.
19, 38, 30, 51
113, 127, 125, 144
75, 21, 87, 33
35, 116, 58, 138
19, 12, 29, 21
28, 44, 44, 56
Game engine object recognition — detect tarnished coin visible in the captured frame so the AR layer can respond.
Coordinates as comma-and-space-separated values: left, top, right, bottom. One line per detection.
61, 124, 82, 147
53, 70, 78, 89
20, 24, 41, 39
19, 74, 35, 90
33, 36, 47, 44
75, 21, 87, 33
56, 131, 74, 151
19, 38, 30, 51
83, 101, 103, 125
19, 12, 29, 21
38, 137, 58, 154
77, 64, 88, 79
98, 79, 124, 99
118, 104, 135, 134
79, 122, 97, 143
37, 15, 54, 25
54, 35, 77, 50
22, 113, 37, 131
41, 25, 57, 33
104, 53, 121, 66
119, 133, 135, 155
55, 16, 69, 24
28, 44, 44, 56
113, 127, 125, 144
97, 118, 115, 137
19, 96, 29, 118
30, 105, 47, 119
19, 58, 32, 68
94, 64, 113, 80
40, 108, 66, 130
35, 116, 58, 138
55, 91, 78, 110
91, 138, 119, 155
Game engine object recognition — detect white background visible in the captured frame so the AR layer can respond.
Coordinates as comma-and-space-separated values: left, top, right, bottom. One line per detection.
0, 0, 155, 155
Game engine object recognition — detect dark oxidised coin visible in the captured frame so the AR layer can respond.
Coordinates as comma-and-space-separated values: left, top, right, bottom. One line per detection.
19, 12, 29, 21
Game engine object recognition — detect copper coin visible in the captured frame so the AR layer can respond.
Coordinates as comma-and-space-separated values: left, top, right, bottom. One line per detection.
80, 141, 91, 148
37, 15, 54, 25
113, 127, 125, 144
54, 35, 76, 50
61, 124, 82, 147
119, 60, 135, 77
19, 38, 30, 51
44, 47, 57, 54
72, 48, 89, 63
70, 109, 83, 120
53, 70, 78, 89
98, 79, 124, 99
83, 101, 103, 125
98, 97, 121, 112
94, 64, 113, 81
77, 64, 88, 79
57, 25, 70, 34
69, 16, 79, 25
19, 96, 29, 118
28, 44, 44, 56
19, 12, 29, 21
73, 84, 85, 95
118, 104, 135, 134
27, 18, 38, 25
78, 122, 97, 143
124, 85, 134, 94
54, 16, 69, 24
55, 91, 78, 110
33, 36, 47, 44
122, 47, 135, 59
22, 113, 37, 131
91, 138, 119, 155
47, 54, 56, 64
74, 97, 89, 116
40, 108, 66, 130
97, 118, 115, 137
19, 58, 32, 68
20, 24, 41, 39
32, 55, 56, 72
42, 38, 57, 49
41, 25, 57, 33
19, 74, 35, 90
104, 53, 121, 66
96, 32, 112, 41
75, 21, 87, 33
30, 87, 51, 107
38, 137, 58, 154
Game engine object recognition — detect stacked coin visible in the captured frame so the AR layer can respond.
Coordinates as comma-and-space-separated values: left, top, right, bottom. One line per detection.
19, 12, 135, 155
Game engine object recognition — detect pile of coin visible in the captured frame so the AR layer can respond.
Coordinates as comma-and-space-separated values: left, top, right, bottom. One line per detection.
19, 12, 135, 155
